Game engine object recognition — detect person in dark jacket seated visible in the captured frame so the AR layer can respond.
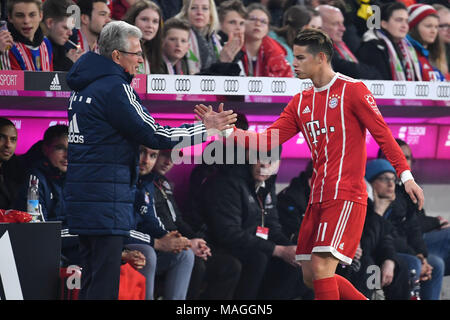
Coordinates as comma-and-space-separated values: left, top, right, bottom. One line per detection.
339, 197, 411, 300
125, 145, 195, 300
378, 140, 450, 282
0, 117, 26, 210
277, 160, 313, 244
64, 20, 237, 300
202, 147, 305, 300
152, 149, 242, 300
14, 125, 82, 265
365, 159, 444, 300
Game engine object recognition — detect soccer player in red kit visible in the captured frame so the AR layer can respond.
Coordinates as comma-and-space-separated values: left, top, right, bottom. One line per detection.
195, 29, 424, 300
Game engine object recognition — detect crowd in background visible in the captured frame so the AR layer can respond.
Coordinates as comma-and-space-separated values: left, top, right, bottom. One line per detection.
0, 0, 449, 300
0, 0, 449, 80
1, 113, 449, 300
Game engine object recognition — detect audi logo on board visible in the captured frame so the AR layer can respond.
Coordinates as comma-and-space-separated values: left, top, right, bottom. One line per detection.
150, 78, 166, 91
223, 79, 239, 92
436, 85, 450, 98
302, 81, 313, 91
271, 80, 287, 93
414, 84, 429, 97
200, 79, 216, 92
174, 79, 191, 92
248, 80, 263, 93
370, 83, 385, 96
392, 84, 407, 96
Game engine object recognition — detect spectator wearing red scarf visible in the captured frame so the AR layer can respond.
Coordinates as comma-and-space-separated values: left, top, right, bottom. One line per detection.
241, 3, 292, 78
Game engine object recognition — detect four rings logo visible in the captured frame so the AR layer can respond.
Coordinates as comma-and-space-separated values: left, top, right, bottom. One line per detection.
436, 85, 450, 98
223, 79, 239, 92
392, 84, 407, 96
248, 80, 263, 93
151, 78, 166, 91
175, 79, 191, 92
370, 83, 385, 96
200, 79, 216, 92
415, 84, 429, 97
302, 81, 313, 91
271, 80, 287, 93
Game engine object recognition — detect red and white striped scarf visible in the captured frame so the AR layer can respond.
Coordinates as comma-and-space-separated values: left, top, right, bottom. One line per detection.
334, 41, 359, 63
162, 54, 184, 75
14, 41, 51, 71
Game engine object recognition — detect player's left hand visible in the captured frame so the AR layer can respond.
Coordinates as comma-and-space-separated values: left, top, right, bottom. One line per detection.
404, 179, 424, 211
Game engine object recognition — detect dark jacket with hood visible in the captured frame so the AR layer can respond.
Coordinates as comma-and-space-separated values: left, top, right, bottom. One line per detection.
64, 51, 207, 236
153, 172, 202, 239
277, 170, 310, 243
356, 28, 395, 80
381, 186, 428, 257
202, 165, 291, 258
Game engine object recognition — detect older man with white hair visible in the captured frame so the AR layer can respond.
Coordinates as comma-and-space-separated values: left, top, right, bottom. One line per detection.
65, 20, 237, 300
317, 4, 381, 79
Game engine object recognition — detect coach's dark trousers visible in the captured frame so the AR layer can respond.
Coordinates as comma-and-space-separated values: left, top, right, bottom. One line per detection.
78, 235, 124, 300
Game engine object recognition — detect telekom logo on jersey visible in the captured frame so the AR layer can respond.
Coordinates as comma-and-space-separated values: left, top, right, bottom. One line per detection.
305, 120, 336, 145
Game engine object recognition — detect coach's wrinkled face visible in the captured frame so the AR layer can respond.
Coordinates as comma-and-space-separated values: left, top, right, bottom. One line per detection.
114, 36, 144, 76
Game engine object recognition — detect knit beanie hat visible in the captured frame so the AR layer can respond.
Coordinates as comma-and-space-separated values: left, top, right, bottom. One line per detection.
365, 159, 396, 183
407, 4, 438, 29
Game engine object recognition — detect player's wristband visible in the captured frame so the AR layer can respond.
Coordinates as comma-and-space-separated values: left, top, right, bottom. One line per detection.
400, 170, 414, 184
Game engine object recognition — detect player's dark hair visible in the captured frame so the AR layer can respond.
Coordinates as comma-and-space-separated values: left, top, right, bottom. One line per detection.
293, 28, 334, 62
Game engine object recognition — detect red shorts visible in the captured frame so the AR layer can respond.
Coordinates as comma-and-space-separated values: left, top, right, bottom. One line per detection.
295, 199, 366, 265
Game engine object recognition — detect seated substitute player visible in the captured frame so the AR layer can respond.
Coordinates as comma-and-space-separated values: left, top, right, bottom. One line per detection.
195, 28, 424, 300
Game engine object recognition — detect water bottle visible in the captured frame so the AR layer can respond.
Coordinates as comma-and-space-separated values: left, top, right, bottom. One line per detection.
27, 176, 42, 222
409, 269, 421, 300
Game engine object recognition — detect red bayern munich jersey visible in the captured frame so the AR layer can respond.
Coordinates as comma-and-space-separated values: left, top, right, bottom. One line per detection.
234, 73, 410, 205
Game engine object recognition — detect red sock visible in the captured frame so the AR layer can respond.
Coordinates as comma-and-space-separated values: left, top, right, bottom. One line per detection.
335, 274, 368, 300
313, 276, 340, 300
